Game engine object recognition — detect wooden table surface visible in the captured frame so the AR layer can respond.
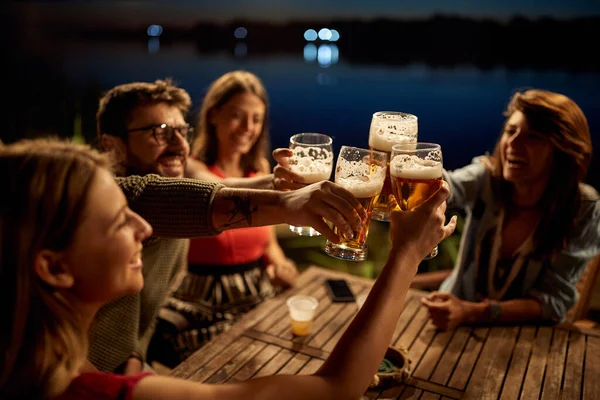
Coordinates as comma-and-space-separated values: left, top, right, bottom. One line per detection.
170, 266, 600, 399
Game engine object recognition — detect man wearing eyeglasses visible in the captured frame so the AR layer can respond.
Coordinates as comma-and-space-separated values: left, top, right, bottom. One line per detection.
90, 78, 365, 375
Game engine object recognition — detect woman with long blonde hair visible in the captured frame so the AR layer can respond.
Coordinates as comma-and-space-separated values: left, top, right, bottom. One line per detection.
0, 137, 455, 399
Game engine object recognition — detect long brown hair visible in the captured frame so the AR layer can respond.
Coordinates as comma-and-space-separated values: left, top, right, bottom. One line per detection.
191, 70, 270, 173
0, 138, 110, 399
488, 89, 592, 258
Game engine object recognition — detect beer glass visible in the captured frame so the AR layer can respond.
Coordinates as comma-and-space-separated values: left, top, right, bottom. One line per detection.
390, 142, 443, 259
288, 132, 334, 236
368, 111, 418, 222
324, 146, 387, 261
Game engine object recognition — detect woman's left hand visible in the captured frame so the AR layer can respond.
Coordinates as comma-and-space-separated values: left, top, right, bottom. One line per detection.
266, 258, 298, 288
421, 291, 468, 331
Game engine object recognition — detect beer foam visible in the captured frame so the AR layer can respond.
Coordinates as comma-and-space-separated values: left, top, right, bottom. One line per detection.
390, 155, 443, 179
289, 147, 333, 183
335, 160, 386, 198
369, 133, 416, 153
369, 113, 418, 152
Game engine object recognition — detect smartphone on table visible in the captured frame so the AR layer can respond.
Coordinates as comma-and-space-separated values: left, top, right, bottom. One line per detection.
325, 279, 356, 302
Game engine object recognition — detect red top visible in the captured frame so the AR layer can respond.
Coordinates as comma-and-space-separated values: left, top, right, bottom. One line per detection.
57, 372, 153, 400
187, 165, 271, 265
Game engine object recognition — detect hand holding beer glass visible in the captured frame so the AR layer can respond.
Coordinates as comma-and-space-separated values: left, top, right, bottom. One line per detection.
369, 111, 418, 222
288, 133, 334, 236
390, 142, 444, 259
324, 146, 387, 261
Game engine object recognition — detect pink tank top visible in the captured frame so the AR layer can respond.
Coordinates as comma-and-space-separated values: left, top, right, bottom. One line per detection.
187, 165, 271, 265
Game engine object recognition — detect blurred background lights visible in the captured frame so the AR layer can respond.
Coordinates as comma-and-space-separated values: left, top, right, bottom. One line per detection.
317, 44, 332, 67
330, 29, 340, 41
234, 43, 247, 58
318, 28, 332, 41
147, 24, 163, 37
147, 38, 160, 53
303, 44, 317, 62
234, 27, 247, 39
304, 29, 318, 41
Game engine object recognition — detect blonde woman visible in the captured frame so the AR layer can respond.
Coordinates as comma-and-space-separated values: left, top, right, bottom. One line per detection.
0, 138, 455, 399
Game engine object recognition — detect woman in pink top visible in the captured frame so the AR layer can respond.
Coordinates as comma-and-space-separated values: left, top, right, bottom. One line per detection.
150, 71, 299, 367
0, 138, 455, 400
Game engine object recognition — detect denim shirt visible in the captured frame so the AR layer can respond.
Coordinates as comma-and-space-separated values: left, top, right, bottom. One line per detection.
439, 157, 600, 322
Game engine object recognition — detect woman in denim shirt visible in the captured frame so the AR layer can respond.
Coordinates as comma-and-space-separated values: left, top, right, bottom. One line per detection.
422, 89, 600, 330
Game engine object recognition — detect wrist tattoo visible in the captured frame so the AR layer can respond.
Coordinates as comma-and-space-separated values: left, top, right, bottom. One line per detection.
224, 197, 258, 227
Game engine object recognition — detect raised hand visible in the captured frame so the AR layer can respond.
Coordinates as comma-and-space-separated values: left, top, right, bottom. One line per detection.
280, 180, 367, 243
388, 181, 456, 262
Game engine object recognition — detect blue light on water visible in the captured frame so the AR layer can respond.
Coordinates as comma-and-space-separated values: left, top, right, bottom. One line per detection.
147, 25, 163, 37
304, 29, 318, 41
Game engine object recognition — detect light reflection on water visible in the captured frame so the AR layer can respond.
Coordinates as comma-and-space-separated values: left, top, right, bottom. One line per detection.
58, 39, 600, 189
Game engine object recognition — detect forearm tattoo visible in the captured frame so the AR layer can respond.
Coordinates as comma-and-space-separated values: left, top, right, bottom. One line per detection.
224, 197, 258, 227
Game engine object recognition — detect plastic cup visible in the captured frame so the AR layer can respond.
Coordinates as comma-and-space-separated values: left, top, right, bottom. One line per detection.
286, 295, 319, 336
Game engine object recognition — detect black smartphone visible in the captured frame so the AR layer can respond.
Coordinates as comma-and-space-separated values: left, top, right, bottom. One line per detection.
325, 279, 356, 302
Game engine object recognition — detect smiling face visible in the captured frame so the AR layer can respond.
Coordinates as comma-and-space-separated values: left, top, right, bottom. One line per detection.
61, 168, 152, 304
123, 102, 190, 178
500, 110, 555, 187
210, 92, 266, 157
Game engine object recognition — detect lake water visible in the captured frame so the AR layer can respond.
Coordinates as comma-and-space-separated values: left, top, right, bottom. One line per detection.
13, 36, 600, 189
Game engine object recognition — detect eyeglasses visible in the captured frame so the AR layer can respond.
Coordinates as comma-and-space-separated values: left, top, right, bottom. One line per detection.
127, 123, 194, 145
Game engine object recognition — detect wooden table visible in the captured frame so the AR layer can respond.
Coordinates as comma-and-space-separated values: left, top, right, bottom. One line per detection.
170, 266, 600, 399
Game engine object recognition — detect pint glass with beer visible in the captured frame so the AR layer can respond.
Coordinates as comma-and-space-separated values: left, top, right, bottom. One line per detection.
288, 132, 334, 236
368, 111, 418, 222
324, 146, 387, 261
390, 142, 443, 258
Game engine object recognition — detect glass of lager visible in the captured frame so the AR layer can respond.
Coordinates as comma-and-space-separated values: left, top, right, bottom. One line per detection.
390, 142, 444, 259
368, 111, 418, 222
324, 146, 387, 261
288, 132, 334, 236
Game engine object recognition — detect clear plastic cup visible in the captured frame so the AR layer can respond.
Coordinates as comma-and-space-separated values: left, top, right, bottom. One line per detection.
286, 295, 319, 336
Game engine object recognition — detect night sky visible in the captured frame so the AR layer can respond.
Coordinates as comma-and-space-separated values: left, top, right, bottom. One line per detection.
10, 0, 600, 29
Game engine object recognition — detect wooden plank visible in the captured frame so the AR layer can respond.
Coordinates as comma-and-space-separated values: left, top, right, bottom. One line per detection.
398, 387, 422, 399
170, 294, 289, 379
519, 327, 553, 400
404, 377, 464, 399
244, 329, 329, 360
253, 348, 295, 378
360, 388, 383, 399
406, 321, 439, 377
471, 326, 519, 399
498, 326, 535, 400
556, 322, 600, 338
226, 344, 281, 383
185, 335, 253, 382
447, 327, 489, 390
394, 305, 430, 351
420, 392, 441, 400
277, 353, 311, 375
390, 295, 423, 347
204, 340, 267, 384
540, 329, 568, 400
583, 335, 600, 400
297, 358, 324, 375
375, 384, 405, 399
561, 331, 585, 400
320, 290, 422, 354
430, 327, 471, 385
412, 328, 454, 380
307, 285, 370, 349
